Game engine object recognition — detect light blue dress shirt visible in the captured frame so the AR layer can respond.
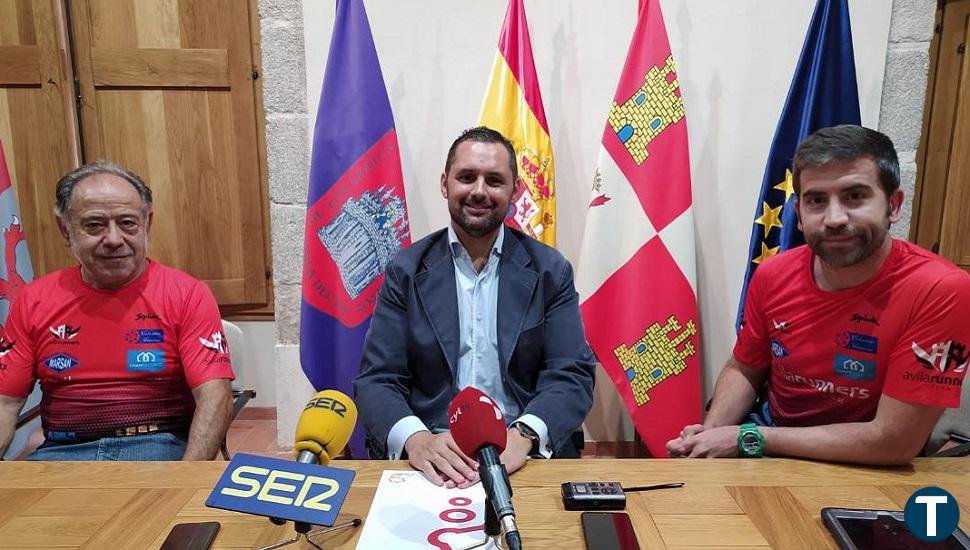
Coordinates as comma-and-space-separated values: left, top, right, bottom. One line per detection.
386, 225, 551, 459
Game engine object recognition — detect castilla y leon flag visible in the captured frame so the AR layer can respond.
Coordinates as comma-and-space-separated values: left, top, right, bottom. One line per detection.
577, 0, 700, 456
0, 138, 33, 327
301, 0, 410, 457
735, 0, 860, 331
478, 0, 556, 246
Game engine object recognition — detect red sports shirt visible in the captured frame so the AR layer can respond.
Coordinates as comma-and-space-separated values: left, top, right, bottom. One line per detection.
0, 261, 234, 438
734, 240, 970, 427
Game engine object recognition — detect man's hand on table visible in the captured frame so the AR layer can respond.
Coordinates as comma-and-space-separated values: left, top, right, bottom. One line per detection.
405, 431, 480, 489
666, 424, 741, 458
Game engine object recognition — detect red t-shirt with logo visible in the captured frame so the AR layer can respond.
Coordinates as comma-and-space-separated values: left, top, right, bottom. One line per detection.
734, 239, 970, 427
0, 260, 234, 439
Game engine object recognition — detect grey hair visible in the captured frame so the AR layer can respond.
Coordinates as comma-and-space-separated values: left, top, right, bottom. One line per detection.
54, 162, 153, 219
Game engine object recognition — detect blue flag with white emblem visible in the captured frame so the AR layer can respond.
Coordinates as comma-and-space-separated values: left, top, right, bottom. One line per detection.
735, 0, 860, 331
301, 0, 410, 458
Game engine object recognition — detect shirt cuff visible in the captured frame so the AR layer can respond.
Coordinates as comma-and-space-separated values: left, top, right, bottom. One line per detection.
514, 413, 552, 459
386, 415, 429, 460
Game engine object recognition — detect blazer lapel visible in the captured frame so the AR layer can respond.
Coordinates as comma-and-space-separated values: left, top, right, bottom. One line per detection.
498, 233, 538, 371
415, 234, 460, 376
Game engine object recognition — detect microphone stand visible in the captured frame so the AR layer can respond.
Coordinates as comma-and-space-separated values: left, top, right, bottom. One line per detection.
259, 518, 362, 550
458, 496, 505, 550
259, 449, 361, 550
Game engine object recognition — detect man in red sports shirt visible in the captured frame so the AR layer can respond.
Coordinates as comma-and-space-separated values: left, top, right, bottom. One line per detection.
667, 125, 970, 465
0, 163, 234, 460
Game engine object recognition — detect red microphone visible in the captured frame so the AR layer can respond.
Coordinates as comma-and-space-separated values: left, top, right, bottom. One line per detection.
448, 386, 507, 455
448, 387, 522, 550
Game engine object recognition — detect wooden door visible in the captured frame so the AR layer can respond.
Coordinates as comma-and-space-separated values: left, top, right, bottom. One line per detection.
67, 0, 270, 306
913, 0, 970, 272
0, 0, 79, 277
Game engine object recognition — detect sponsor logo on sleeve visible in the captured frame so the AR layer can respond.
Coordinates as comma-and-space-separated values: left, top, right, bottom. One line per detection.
200, 331, 229, 354
833, 353, 877, 381
125, 329, 165, 344
835, 332, 878, 354
905, 339, 968, 387
126, 349, 165, 372
44, 353, 80, 372
912, 340, 968, 373
199, 330, 231, 365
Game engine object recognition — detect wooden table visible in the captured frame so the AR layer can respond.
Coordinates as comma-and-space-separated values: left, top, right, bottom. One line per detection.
0, 458, 968, 549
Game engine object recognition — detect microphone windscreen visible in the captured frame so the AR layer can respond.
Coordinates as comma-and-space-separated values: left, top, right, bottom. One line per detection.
448, 386, 507, 456
293, 389, 358, 464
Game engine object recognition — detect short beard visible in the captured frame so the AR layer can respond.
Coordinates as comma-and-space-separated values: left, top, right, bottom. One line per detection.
807, 223, 888, 268
450, 205, 504, 238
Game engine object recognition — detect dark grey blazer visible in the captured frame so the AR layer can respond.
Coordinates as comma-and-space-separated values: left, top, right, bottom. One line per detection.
353, 227, 596, 458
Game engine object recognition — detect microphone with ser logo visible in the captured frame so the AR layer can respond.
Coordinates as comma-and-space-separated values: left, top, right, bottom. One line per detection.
293, 389, 358, 464
265, 389, 362, 549
205, 389, 362, 550
448, 386, 523, 550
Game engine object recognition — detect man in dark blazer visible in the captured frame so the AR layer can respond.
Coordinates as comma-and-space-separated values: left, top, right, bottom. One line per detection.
354, 127, 595, 488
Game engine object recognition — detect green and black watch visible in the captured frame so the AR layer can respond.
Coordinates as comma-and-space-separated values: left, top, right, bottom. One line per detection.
737, 423, 765, 458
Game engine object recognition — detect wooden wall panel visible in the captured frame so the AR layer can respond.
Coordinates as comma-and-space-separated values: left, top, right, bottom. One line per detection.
937, 12, 970, 270
69, 0, 270, 306
913, 0, 970, 274
0, 0, 79, 278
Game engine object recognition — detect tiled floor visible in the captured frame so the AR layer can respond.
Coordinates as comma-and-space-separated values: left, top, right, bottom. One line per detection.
20, 407, 633, 459
223, 407, 292, 459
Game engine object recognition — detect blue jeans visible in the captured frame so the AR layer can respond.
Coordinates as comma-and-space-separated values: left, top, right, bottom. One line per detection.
27, 431, 188, 461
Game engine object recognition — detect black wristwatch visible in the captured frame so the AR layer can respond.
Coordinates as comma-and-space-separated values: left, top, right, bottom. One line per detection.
512, 421, 540, 455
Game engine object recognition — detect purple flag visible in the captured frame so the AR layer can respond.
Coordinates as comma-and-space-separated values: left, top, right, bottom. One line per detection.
301, 0, 410, 458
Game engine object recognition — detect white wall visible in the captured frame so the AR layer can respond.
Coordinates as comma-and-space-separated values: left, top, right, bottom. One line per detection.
297, 0, 892, 416
235, 321, 278, 407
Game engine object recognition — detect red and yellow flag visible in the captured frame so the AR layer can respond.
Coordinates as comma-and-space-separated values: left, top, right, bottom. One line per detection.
478, 0, 555, 245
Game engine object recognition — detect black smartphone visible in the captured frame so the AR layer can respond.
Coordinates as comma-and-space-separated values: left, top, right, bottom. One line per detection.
580, 511, 640, 550
821, 507, 970, 550
160, 521, 221, 550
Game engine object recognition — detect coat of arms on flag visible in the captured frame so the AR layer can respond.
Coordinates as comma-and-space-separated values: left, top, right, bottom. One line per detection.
301, 0, 411, 457
577, 0, 701, 456
478, 0, 557, 245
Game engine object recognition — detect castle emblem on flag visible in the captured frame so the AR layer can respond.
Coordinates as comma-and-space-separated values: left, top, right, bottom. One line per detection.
318, 186, 408, 299
608, 55, 685, 165
613, 315, 697, 405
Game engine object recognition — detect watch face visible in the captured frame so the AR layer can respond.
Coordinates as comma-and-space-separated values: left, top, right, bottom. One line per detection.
741, 432, 761, 453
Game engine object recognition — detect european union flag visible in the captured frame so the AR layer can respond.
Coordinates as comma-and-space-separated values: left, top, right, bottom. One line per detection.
735, 0, 860, 331
301, 0, 410, 457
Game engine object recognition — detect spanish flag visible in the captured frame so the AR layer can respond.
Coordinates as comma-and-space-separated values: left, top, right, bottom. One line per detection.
478, 0, 556, 246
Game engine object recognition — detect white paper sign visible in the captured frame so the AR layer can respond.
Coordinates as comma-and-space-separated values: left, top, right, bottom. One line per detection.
356, 470, 499, 550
